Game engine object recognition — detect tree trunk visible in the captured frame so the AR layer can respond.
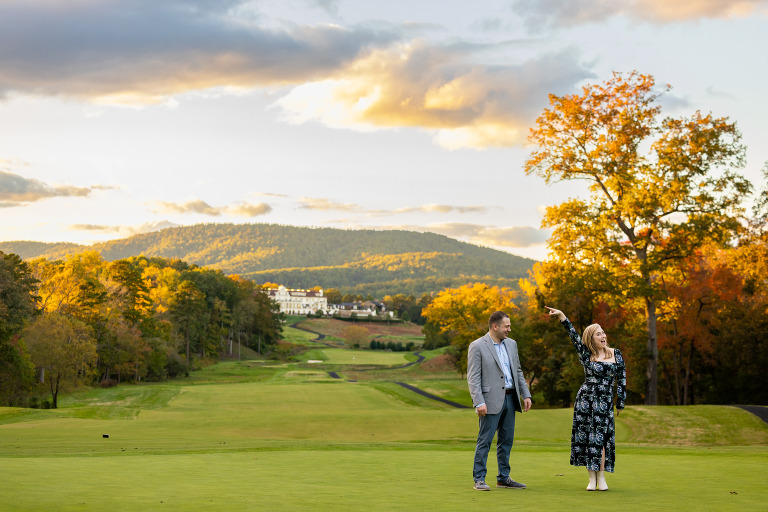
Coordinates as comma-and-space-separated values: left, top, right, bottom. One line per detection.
683, 340, 694, 405
645, 298, 659, 405
185, 330, 190, 377
51, 374, 60, 409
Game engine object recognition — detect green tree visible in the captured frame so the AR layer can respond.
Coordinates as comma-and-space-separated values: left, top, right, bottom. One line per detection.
525, 72, 750, 404
169, 280, 207, 376
324, 288, 343, 304
0, 252, 39, 406
23, 312, 97, 408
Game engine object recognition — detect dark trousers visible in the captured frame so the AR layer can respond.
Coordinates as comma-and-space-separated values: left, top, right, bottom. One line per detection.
473, 393, 518, 482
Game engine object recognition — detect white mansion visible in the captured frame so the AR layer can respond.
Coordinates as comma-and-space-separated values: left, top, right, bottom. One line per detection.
266, 285, 390, 318
267, 286, 328, 315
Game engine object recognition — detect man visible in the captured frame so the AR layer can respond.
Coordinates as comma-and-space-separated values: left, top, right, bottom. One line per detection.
467, 310, 532, 491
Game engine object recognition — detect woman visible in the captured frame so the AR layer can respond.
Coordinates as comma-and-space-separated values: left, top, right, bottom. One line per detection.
545, 306, 626, 491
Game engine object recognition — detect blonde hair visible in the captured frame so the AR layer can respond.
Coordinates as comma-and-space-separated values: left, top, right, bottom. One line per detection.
582, 323, 612, 361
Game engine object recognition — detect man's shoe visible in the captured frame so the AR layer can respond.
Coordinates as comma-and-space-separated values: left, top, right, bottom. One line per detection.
497, 477, 527, 489
473, 480, 491, 491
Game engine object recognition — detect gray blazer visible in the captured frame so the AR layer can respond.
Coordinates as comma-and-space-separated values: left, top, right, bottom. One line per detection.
467, 333, 531, 414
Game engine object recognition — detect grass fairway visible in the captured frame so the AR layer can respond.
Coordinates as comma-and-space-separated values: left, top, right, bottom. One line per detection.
1, 361, 767, 511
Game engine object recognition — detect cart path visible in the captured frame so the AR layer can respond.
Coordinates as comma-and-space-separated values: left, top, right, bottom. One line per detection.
391, 381, 470, 409
733, 405, 768, 424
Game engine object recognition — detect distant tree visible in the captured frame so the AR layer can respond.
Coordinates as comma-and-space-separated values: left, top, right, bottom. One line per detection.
421, 320, 452, 350
525, 71, 750, 404
325, 288, 343, 304
343, 325, 369, 347
23, 312, 97, 408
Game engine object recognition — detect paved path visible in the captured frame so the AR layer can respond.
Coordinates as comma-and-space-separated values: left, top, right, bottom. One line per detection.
391, 381, 470, 409
733, 405, 768, 424
289, 321, 336, 347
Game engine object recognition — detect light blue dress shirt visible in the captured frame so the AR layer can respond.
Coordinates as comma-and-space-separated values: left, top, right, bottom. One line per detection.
494, 340, 515, 390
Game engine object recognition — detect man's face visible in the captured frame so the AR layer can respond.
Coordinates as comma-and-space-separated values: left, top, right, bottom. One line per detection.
491, 317, 511, 340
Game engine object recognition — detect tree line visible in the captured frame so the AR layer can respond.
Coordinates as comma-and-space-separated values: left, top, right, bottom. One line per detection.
0, 252, 282, 408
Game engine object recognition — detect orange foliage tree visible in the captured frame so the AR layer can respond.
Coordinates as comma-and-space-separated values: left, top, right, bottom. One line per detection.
656, 247, 742, 404
422, 283, 517, 375
524, 71, 751, 404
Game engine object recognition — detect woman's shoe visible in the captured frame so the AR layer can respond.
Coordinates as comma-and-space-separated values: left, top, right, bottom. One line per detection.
596, 471, 608, 491
586, 470, 597, 491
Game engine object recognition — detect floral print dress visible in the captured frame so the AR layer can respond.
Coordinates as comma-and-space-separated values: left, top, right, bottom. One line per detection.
561, 319, 626, 472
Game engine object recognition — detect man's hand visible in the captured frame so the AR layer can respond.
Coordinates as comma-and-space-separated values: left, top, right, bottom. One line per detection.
523, 398, 532, 412
476, 404, 487, 417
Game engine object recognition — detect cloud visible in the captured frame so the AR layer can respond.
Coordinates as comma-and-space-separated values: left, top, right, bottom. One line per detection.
298, 197, 361, 211
0, 0, 399, 103
390, 204, 487, 215
0, 170, 92, 205
151, 199, 272, 217
228, 202, 273, 216
274, 43, 594, 148
69, 220, 180, 236
296, 197, 487, 215
512, 0, 768, 29
404, 222, 550, 248
154, 199, 222, 216
310, 0, 342, 17
0, 2, 596, 147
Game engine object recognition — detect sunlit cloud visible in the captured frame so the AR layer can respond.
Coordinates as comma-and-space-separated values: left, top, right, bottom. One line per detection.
69, 220, 180, 237
297, 197, 487, 215
390, 204, 486, 214
228, 202, 273, 217
512, 0, 768, 29
0, 0, 399, 104
274, 43, 593, 148
0, 2, 595, 147
424, 223, 549, 248
0, 170, 92, 205
298, 197, 361, 211
154, 199, 222, 216
379, 222, 549, 248
151, 199, 272, 217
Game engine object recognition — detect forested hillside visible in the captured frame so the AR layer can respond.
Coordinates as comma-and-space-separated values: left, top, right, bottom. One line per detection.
0, 224, 536, 296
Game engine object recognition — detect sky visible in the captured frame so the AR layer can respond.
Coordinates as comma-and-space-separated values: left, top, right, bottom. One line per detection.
1, 0, 767, 261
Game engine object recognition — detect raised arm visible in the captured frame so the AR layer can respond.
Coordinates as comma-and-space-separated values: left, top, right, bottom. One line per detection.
545, 307, 591, 365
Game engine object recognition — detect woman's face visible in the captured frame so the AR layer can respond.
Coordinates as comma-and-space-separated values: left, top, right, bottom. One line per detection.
594, 326, 607, 349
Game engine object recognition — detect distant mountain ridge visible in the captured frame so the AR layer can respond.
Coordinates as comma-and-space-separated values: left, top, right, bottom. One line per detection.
0, 223, 536, 296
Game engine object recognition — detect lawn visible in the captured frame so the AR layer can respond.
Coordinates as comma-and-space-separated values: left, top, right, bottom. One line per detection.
1, 359, 766, 511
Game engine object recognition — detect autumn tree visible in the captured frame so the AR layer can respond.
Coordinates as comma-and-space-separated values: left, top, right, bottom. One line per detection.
422, 283, 517, 375
342, 325, 369, 347
23, 312, 97, 408
525, 72, 750, 404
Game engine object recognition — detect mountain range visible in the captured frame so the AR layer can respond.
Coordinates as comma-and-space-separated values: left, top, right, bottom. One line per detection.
0, 223, 537, 297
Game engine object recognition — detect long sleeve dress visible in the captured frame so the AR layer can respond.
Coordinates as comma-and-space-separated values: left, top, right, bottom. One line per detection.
561, 318, 626, 472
